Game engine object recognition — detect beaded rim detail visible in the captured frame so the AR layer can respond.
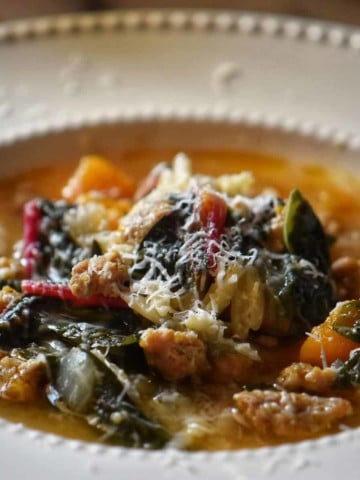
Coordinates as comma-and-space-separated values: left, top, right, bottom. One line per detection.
0, 9, 360, 475
0, 9, 360, 149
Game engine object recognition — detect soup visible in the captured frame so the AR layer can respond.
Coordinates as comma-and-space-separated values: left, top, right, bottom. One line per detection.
0, 150, 360, 450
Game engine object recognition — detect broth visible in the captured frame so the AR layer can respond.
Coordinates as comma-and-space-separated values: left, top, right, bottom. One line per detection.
0, 149, 360, 449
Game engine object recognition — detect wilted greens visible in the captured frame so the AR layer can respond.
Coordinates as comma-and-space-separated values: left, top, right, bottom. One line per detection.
0, 295, 166, 448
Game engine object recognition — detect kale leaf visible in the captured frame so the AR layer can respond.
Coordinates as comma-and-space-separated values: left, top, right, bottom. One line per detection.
283, 189, 331, 273
35, 200, 101, 282
333, 349, 360, 388
0, 296, 42, 346
257, 253, 336, 336
130, 194, 195, 291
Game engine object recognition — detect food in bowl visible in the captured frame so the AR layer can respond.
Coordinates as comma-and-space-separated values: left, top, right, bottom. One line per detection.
0, 151, 360, 450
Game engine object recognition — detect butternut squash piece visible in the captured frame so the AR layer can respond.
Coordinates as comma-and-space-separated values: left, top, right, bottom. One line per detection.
299, 301, 360, 366
62, 156, 135, 201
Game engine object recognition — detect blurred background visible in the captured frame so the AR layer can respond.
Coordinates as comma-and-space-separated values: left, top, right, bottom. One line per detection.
1, 1, 360, 25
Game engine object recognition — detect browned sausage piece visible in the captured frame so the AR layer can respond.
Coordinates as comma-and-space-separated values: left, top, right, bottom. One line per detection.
233, 389, 352, 437
70, 250, 129, 298
276, 362, 337, 394
140, 327, 209, 381
0, 356, 47, 403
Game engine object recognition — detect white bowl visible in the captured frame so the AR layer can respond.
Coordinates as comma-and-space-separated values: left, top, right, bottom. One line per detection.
1, 9, 360, 480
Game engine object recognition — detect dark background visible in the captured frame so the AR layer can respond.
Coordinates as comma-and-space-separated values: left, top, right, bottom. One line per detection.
1, 1, 360, 26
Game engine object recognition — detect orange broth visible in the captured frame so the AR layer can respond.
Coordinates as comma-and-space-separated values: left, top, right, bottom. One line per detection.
0, 150, 360, 449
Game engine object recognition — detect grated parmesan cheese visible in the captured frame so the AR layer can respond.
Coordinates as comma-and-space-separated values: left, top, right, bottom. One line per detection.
64, 202, 110, 240
67, 153, 333, 365
154, 152, 192, 195
214, 171, 254, 196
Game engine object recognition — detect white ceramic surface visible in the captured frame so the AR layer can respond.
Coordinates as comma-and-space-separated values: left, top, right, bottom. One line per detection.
1, 9, 360, 480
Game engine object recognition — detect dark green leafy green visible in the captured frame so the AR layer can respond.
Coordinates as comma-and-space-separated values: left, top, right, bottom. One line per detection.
35, 200, 102, 282
0, 290, 165, 447
0, 295, 142, 346
0, 295, 147, 371
45, 321, 137, 351
334, 321, 360, 342
331, 300, 360, 342
43, 320, 146, 372
258, 252, 336, 336
283, 189, 331, 273
47, 347, 168, 448
224, 192, 335, 336
0, 296, 42, 346
333, 349, 360, 388
130, 195, 195, 291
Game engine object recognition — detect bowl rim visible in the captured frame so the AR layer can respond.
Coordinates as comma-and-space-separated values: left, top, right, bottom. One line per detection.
1, 8, 360, 478
1, 8, 360, 150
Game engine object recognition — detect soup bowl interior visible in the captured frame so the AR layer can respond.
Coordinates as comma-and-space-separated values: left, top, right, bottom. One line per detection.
0, 120, 360, 479
0, 120, 358, 177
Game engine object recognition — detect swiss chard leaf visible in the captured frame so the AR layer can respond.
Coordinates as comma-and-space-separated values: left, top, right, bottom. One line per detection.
43, 320, 146, 372
8, 328, 166, 448
47, 348, 168, 449
283, 189, 331, 273
0, 295, 143, 354
44, 321, 138, 351
34, 300, 141, 333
